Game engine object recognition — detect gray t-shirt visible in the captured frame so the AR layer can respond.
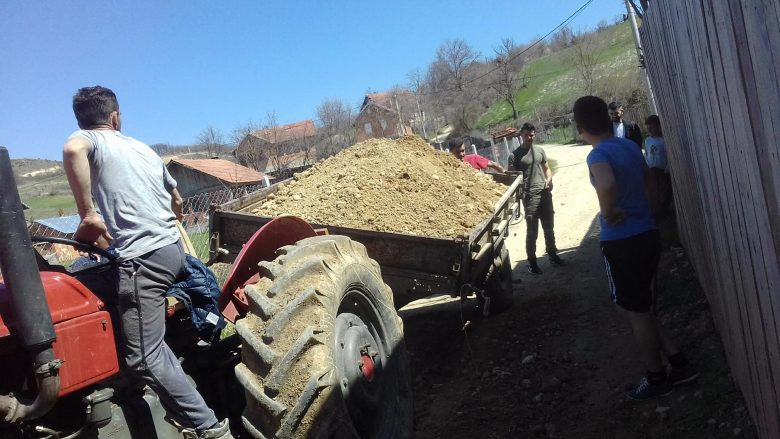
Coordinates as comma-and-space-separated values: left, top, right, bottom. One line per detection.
69, 130, 179, 261
510, 145, 548, 194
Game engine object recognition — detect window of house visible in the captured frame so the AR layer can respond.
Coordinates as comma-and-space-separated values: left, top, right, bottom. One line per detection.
364, 123, 373, 135
380, 119, 388, 130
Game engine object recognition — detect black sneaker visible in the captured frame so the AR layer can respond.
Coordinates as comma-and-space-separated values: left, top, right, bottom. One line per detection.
627, 376, 673, 400
527, 262, 543, 275
669, 365, 700, 386
549, 254, 565, 266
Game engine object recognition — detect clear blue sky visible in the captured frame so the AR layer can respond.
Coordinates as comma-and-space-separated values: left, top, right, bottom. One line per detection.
1, 0, 625, 160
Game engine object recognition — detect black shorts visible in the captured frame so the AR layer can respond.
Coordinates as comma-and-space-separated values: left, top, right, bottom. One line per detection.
600, 230, 661, 312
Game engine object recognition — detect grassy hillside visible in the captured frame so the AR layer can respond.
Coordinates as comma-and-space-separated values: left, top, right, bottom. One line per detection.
477, 22, 637, 130
24, 195, 77, 222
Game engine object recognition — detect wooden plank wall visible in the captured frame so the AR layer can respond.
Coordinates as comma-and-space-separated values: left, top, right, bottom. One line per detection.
641, 1, 780, 437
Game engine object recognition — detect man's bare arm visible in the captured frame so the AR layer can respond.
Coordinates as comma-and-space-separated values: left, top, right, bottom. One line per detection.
170, 187, 183, 221
488, 161, 506, 173
63, 137, 113, 246
543, 161, 554, 191
589, 161, 623, 225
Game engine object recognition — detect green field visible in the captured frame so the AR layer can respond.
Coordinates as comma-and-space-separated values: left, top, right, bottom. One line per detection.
477, 22, 636, 130
24, 195, 77, 221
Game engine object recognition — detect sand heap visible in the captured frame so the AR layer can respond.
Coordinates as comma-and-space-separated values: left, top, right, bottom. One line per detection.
246, 136, 506, 238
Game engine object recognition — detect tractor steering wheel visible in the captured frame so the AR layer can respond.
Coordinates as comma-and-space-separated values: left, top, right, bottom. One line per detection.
30, 236, 117, 275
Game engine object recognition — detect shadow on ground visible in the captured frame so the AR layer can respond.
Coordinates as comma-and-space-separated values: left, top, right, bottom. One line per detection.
400, 213, 757, 439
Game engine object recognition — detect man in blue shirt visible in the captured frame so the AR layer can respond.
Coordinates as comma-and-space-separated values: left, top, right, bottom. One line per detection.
573, 96, 697, 400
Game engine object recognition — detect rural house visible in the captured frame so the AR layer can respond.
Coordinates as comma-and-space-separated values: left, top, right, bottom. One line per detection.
234, 120, 318, 176
354, 92, 416, 142
166, 158, 270, 198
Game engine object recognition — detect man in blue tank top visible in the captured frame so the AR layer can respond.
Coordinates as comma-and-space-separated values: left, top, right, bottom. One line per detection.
63, 86, 231, 438
573, 96, 698, 400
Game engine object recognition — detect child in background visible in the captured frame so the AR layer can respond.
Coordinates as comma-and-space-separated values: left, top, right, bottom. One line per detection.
644, 115, 672, 215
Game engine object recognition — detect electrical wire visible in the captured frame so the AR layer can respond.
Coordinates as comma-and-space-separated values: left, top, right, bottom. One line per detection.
247, 0, 597, 129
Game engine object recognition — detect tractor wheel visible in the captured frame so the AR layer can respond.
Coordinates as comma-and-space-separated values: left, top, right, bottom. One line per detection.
481, 247, 515, 316
234, 235, 413, 439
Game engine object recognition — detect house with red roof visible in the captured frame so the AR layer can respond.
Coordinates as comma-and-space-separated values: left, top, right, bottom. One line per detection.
355, 91, 416, 142
234, 120, 318, 175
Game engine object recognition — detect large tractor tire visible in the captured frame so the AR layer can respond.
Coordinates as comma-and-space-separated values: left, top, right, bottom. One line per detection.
480, 247, 515, 316
234, 235, 413, 439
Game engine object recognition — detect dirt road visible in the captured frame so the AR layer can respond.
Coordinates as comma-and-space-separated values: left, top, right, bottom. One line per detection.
400, 143, 757, 438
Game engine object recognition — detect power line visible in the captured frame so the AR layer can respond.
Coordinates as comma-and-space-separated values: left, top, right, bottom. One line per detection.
429, 0, 595, 95
246, 0, 596, 130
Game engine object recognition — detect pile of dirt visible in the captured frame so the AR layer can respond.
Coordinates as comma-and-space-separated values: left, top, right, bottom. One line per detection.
247, 136, 505, 238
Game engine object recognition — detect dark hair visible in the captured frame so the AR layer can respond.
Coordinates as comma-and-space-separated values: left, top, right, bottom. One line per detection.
573, 96, 612, 136
520, 122, 536, 132
72, 86, 119, 129
607, 101, 622, 111
448, 138, 464, 151
645, 114, 660, 126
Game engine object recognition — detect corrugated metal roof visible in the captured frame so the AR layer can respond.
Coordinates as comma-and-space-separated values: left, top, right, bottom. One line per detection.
33, 215, 81, 234
169, 159, 269, 185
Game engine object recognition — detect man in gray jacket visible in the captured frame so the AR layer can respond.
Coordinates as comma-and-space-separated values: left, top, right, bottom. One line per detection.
63, 86, 231, 439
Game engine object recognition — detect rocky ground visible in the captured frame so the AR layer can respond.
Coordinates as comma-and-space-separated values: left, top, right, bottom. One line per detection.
399, 143, 757, 439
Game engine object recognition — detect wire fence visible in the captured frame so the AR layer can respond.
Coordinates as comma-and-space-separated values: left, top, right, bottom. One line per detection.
25, 185, 262, 282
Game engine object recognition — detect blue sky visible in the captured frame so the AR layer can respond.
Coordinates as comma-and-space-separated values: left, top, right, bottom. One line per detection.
1, 0, 625, 160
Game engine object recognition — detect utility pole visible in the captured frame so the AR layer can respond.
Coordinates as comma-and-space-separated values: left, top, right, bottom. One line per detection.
625, 0, 658, 114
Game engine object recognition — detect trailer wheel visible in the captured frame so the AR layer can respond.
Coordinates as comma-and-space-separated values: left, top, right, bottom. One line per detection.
234, 235, 413, 439
481, 247, 515, 315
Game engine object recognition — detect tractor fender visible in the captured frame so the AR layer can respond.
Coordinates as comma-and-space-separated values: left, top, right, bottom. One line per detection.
219, 215, 317, 323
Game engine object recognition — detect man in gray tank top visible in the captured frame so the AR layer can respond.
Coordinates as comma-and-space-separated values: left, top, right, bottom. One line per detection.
63, 86, 232, 439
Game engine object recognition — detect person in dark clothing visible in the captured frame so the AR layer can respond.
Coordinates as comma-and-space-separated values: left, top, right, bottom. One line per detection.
574, 95, 698, 400
608, 101, 643, 149
508, 123, 564, 274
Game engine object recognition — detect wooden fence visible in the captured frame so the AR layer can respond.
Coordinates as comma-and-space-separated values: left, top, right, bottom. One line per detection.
640, 1, 780, 437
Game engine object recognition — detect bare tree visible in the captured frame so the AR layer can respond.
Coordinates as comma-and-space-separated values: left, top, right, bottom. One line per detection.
149, 143, 173, 156
574, 34, 599, 95
433, 39, 485, 134
260, 112, 308, 178
406, 68, 430, 138
316, 98, 354, 159
549, 26, 575, 51
195, 126, 225, 157
436, 39, 480, 91
489, 38, 526, 122
231, 121, 267, 171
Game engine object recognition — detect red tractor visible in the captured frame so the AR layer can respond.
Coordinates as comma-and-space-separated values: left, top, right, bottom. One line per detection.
0, 147, 412, 438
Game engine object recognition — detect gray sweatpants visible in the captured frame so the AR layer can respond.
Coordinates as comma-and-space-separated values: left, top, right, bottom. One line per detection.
117, 242, 217, 430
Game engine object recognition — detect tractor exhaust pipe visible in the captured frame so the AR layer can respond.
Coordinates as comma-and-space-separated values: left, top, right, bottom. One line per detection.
0, 147, 61, 422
